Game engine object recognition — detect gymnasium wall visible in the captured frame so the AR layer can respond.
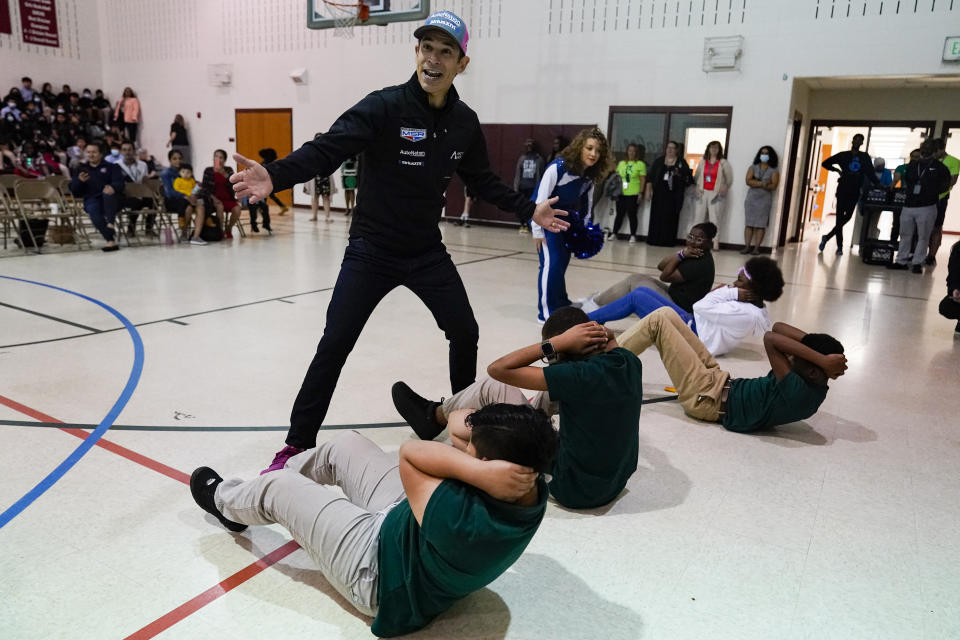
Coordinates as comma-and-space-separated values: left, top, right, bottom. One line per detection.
7, 0, 960, 247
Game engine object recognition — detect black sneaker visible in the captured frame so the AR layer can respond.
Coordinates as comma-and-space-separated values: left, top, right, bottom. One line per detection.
190, 467, 248, 532
887, 262, 908, 270
391, 382, 444, 440
818, 236, 827, 252
912, 264, 923, 274
925, 255, 936, 265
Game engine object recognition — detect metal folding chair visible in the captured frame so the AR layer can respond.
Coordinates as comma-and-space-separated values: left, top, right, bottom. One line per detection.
0, 176, 28, 253
14, 179, 85, 252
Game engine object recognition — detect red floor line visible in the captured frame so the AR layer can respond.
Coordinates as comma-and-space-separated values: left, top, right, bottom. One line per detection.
123, 539, 302, 640
0, 393, 190, 484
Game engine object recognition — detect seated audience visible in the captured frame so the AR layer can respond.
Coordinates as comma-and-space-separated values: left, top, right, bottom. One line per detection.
393, 307, 644, 510
618, 307, 847, 433
117, 140, 154, 237
190, 406, 557, 637
160, 149, 206, 245
201, 149, 241, 239
69, 141, 124, 252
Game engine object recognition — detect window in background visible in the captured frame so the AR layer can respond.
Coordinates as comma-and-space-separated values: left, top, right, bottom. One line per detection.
608, 107, 732, 168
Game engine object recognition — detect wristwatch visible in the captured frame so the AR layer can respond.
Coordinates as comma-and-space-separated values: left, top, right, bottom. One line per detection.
540, 340, 558, 364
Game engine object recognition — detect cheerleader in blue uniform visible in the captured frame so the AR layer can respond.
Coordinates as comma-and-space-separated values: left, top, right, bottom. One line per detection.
533, 127, 613, 322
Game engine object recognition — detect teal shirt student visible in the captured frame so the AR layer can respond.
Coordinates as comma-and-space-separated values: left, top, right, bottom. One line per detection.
722, 370, 827, 433
543, 347, 644, 509
374, 477, 548, 637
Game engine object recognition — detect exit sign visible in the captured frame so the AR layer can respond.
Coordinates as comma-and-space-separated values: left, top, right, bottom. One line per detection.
945, 37, 960, 62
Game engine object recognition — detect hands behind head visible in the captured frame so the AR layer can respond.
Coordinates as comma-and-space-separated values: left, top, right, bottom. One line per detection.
480, 459, 537, 502
554, 321, 609, 356
822, 353, 848, 380
737, 286, 760, 306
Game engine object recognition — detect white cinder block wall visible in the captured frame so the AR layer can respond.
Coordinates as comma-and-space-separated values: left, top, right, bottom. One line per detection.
5, 0, 960, 246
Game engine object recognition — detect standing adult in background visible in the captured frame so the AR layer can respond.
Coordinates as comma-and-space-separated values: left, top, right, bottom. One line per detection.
230, 10, 568, 472
547, 136, 566, 164
306, 132, 337, 223
819, 133, 878, 255
611, 143, 646, 243
645, 140, 690, 246
257, 148, 290, 215
167, 114, 191, 165
113, 87, 141, 143
19, 77, 34, 103
513, 138, 544, 233
69, 142, 124, 252
891, 149, 922, 244
853, 156, 893, 245
743, 145, 780, 254
340, 155, 359, 217
888, 139, 951, 274
925, 138, 959, 265
693, 140, 733, 250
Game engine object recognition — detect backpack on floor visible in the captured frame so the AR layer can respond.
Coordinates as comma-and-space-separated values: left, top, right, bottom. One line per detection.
18, 218, 50, 248
200, 213, 223, 242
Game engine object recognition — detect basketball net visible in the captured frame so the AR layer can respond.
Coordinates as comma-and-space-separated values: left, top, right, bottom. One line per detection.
323, 1, 370, 38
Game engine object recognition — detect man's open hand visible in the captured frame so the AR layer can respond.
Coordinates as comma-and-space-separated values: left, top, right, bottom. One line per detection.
230, 153, 273, 203
531, 196, 569, 233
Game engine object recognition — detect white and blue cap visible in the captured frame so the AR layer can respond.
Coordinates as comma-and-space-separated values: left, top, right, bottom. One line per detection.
413, 10, 469, 54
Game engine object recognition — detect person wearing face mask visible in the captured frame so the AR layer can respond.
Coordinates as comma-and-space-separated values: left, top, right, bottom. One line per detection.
104, 143, 122, 165
743, 146, 780, 254
230, 11, 570, 474
819, 133, 880, 255
79, 88, 93, 110
888, 139, 951, 273
852, 156, 893, 247
532, 127, 614, 323
0, 100, 22, 122
646, 140, 692, 246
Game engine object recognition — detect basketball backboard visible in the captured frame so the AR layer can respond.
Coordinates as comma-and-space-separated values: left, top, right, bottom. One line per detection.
307, 0, 430, 30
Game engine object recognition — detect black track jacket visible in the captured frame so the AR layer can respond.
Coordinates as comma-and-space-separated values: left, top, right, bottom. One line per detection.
266, 73, 536, 255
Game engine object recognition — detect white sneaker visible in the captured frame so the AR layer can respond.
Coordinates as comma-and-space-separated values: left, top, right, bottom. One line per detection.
190, 237, 208, 246
628, 236, 636, 244
578, 296, 600, 314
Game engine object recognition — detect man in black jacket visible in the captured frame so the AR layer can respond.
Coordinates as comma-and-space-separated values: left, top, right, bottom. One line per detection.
231, 11, 569, 471
69, 141, 124, 252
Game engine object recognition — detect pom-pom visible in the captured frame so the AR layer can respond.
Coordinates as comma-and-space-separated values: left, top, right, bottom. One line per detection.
561, 210, 605, 259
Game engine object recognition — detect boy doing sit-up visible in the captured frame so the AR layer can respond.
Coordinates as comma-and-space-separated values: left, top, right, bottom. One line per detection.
190, 403, 557, 637
393, 307, 644, 509
618, 307, 846, 433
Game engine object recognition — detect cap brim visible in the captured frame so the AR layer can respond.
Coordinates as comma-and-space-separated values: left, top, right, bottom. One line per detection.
413, 25, 465, 54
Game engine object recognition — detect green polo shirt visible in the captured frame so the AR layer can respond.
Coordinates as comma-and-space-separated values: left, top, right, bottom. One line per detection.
941, 154, 959, 200
617, 160, 647, 196
374, 476, 548, 637
543, 347, 643, 509
722, 370, 827, 434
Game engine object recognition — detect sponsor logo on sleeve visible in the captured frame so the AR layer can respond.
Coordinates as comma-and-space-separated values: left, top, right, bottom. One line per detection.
400, 127, 427, 142
450, 151, 464, 160
400, 149, 426, 158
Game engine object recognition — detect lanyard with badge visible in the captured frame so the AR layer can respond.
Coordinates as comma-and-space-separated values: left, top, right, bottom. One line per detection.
622, 161, 636, 191
914, 162, 931, 196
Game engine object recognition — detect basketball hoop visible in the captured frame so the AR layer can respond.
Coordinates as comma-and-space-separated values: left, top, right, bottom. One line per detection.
322, 0, 370, 38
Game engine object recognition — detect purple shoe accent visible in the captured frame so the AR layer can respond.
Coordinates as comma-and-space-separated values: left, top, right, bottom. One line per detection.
260, 445, 305, 475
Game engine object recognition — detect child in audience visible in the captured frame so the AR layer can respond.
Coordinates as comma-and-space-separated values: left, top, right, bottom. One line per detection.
191, 405, 557, 637
618, 307, 847, 433
392, 307, 644, 510
173, 163, 198, 198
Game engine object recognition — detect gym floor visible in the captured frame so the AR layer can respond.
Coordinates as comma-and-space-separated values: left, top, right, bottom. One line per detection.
2, 210, 958, 639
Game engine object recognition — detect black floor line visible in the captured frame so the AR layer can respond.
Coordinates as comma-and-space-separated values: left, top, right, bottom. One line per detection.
0, 250, 521, 349
0, 395, 678, 432
167, 319, 188, 326
0, 301, 103, 333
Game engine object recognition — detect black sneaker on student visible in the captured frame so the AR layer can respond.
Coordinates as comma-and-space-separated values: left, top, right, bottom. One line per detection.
190, 467, 248, 532
887, 262, 908, 270
912, 264, 923, 274
391, 381, 444, 440
925, 255, 936, 266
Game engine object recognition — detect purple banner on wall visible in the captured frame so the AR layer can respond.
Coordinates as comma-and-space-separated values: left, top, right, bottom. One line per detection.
19, 0, 59, 47
0, 0, 12, 35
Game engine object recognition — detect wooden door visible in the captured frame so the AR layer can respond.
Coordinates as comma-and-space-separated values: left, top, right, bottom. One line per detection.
235, 109, 293, 206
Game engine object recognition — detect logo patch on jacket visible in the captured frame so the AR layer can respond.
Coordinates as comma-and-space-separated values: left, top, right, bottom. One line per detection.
400, 127, 426, 142
450, 151, 464, 160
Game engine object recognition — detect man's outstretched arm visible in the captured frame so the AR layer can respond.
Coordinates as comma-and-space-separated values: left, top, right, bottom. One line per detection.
399, 441, 536, 524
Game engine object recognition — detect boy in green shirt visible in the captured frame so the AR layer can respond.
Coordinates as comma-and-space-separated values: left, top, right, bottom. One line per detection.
190, 403, 557, 637
618, 307, 847, 433
393, 307, 644, 509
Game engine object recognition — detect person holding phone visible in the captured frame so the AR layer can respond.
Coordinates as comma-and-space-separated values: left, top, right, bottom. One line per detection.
69, 141, 124, 252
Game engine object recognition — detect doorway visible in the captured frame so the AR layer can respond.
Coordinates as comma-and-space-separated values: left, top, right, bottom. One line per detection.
234, 109, 294, 206
796, 120, 933, 243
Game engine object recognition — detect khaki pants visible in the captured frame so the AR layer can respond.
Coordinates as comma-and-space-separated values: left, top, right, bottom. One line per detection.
440, 376, 556, 420
594, 273, 668, 306
694, 193, 725, 248
215, 431, 405, 617
618, 307, 729, 421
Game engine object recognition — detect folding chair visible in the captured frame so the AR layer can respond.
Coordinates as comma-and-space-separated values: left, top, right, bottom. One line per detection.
124, 182, 178, 244
55, 179, 94, 248
14, 179, 85, 252
0, 176, 28, 253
